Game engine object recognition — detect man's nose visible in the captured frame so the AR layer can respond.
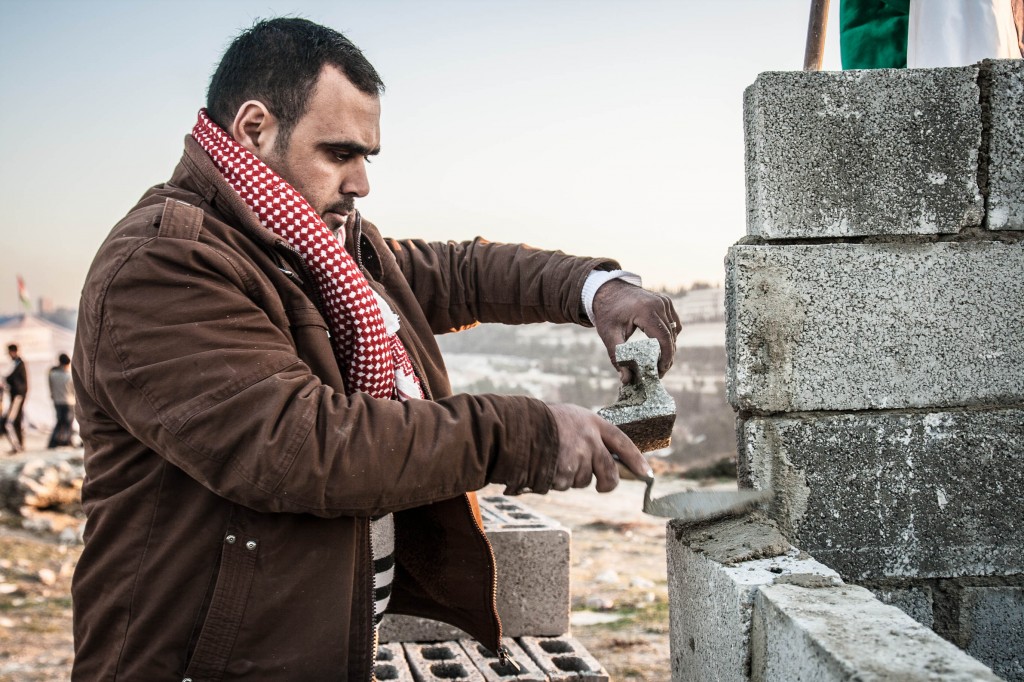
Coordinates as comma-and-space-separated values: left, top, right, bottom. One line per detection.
341, 160, 370, 198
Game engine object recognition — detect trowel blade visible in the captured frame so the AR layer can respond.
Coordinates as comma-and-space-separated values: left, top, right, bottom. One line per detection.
642, 487, 771, 521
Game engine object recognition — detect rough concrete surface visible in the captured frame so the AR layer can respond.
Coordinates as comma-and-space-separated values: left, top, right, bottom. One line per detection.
870, 585, 935, 629
960, 586, 1024, 680
670, 513, 790, 565
726, 241, 1024, 413
984, 59, 1024, 230
460, 639, 546, 682
740, 409, 1024, 581
667, 516, 840, 682
381, 496, 570, 641
518, 636, 610, 681
402, 642, 485, 682
374, 643, 416, 682
752, 583, 1001, 681
745, 67, 983, 239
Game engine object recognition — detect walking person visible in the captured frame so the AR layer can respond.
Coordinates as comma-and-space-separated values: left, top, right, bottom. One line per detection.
47, 353, 75, 448
2, 344, 27, 453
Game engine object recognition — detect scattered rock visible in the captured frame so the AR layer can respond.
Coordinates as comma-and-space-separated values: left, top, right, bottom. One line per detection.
595, 570, 620, 584
585, 596, 616, 610
37, 569, 57, 586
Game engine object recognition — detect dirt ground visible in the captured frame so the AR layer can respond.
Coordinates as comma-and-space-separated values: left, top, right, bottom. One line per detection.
0, 431, 731, 680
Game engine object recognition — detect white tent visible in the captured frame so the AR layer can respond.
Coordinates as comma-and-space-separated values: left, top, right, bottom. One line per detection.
0, 314, 76, 432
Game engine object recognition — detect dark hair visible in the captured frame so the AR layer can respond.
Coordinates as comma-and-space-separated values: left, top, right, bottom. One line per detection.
206, 18, 384, 149
7, 344, 16, 353
59, 353, 71, 366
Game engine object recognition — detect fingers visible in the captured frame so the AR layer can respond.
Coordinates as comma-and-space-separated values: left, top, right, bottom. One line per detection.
549, 404, 641, 494
600, 420, 651, 482
592, 281, 680, 379
636, 294, 678, 377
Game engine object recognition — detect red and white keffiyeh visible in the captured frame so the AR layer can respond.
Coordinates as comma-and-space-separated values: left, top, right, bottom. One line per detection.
191, 109, 422, 401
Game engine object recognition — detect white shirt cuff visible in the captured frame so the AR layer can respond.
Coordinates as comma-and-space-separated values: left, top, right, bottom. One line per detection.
581, 269, 643, 323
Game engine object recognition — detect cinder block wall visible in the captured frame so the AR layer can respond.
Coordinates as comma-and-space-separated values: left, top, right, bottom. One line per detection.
730, 61, 1024, 681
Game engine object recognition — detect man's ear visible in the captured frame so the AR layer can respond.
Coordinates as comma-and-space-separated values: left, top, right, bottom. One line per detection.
229, 100, 279, 157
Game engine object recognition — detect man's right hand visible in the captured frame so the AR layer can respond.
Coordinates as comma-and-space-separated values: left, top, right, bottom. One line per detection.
546, 404, 653, 492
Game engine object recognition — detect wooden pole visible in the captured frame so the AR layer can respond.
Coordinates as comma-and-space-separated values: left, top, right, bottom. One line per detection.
803, 0, 831, 71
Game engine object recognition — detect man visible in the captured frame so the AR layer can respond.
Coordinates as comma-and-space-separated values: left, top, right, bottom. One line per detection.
47, 353, 75, 448
72, 18, 680, 680
2, 344, 27, 454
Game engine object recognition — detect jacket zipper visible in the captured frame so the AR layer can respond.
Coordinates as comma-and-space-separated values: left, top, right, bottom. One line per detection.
462, 495, 520, 673
273, 234, 380, 678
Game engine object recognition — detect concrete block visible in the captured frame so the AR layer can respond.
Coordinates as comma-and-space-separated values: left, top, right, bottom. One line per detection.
740, 409, 1024, 580
518, 635, 609, 681
460, 639, 546, 682
960, 586, 1024, 680
403, 642, 485, 681
984, 59, 1024, 230
597, 338, 676, 451
752, 583, 1001, 681
666, 515, 841, 682
381, 496, 570, 641
726, 242, 1024, 412
374, 642, 415, 682
870, 586, 934, 629
744, 67, 983, 239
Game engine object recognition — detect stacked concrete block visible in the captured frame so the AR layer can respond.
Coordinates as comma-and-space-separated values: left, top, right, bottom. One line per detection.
518, 636, 609, 681
744, 67, 983, 239
381, 495, 570, 641
726, 242, 1024, 413
667, 516, 999, 681
386, 637, 607, 681
403, 642, 485, 681
460, 639, 547, 682
374, 643, 415, 682
984, 60, 1024, 229
752, 583, 1000, 681
714, 60, 1024, 680
960, 586, 1024, 678
739, 409, 1024, 580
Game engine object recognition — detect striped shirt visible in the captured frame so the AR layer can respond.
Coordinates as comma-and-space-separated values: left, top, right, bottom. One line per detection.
370, 513, 395, 624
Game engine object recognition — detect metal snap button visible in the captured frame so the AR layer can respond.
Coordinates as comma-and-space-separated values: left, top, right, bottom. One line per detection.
245, 540, 257, 550
225, 534, 236, 544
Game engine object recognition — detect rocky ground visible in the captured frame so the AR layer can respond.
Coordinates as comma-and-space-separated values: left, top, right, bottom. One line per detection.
0, 430, 733, 680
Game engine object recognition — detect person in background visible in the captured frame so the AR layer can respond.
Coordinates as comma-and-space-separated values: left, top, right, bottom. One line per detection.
2, 344, 27, 453
47, 353, 76, 449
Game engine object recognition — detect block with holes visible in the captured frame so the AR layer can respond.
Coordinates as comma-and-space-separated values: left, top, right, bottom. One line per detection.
380, 495, 570, 641
518, 635, 610, 682
372, 642, 415, 682
460, 639, 546, 682
402, 642, 485, 682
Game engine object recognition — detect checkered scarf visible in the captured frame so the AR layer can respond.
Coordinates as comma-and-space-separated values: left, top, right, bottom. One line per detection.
192, 109, 422, 401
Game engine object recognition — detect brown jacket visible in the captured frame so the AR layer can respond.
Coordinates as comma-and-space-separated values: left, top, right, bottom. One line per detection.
72, 137, 616, 681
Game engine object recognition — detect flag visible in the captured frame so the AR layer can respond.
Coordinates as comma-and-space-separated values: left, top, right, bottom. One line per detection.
16, 275, 31, 312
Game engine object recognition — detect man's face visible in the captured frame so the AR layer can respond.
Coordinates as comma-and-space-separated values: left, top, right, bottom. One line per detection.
259, 66, 381, 231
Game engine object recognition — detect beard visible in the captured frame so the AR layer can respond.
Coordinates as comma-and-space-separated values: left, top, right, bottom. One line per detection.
322, 195, 355, 218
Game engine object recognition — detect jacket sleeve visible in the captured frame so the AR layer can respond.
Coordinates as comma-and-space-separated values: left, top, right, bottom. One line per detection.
79, 231, 559, 518
383, 236, 620, 334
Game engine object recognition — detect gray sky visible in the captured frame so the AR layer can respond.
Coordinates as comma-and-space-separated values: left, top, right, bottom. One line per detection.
0, 0, 843, 312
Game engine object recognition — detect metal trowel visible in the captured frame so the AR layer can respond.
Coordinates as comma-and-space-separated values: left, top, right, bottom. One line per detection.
599, 338, 771, 521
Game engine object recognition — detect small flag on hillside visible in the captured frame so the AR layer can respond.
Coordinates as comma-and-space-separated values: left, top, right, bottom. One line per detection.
16, 275, 31, 312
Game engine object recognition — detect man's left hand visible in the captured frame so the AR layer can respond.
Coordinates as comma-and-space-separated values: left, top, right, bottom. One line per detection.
591, 280, 680, 381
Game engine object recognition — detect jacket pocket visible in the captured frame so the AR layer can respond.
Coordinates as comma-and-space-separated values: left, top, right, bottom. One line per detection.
183, 530, 259, 681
